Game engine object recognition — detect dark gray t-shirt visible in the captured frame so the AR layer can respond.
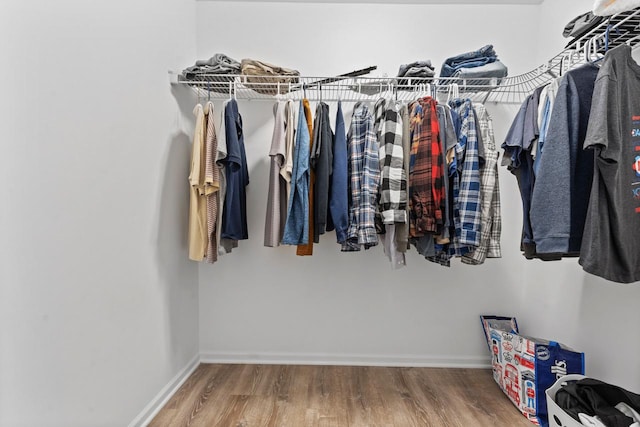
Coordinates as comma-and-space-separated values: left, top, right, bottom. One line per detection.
580, 44, 640, 283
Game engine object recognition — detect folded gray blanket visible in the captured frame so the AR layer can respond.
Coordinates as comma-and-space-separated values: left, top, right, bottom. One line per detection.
184, 53, 241, 79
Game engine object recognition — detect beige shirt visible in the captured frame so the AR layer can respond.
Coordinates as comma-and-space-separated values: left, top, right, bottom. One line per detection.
188, 104, 208, 261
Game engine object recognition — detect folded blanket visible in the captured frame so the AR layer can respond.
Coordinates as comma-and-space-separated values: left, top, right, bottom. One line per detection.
593, 0, 640, 16
240, 59, 300, 95
184, 53, 241, 79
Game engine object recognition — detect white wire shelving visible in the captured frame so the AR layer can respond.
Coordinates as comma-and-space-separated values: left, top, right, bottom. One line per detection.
170, 8, 640, 104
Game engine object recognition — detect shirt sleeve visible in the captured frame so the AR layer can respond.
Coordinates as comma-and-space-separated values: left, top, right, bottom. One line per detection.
584, 74, 619, 162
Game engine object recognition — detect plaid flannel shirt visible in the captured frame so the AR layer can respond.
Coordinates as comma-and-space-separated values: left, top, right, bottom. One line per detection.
374, 99, 407, 225
409, 97, 445, 237
463, 104, 502, 264
450, 99, 481, 249
342, 102, 380, 251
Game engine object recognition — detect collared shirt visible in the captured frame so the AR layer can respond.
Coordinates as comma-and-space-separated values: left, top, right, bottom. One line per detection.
327, 101, 349, 244
296, 99, 315, 256
462, 104, 502, 265
282, 101, 310, 246
374, 98, 407, 225
409, 97, 445, 237
342, 102, 380, 251
450, 98, 481, 249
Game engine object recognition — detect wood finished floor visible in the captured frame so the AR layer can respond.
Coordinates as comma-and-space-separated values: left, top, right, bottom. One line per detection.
149, 364, 532, 427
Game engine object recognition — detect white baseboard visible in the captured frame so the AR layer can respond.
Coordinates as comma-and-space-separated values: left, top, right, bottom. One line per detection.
128, 354, 200, 427
199, 351, 490, 369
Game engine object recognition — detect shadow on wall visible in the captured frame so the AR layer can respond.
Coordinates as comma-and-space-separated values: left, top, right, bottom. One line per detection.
576, 273, 640, 392
153, 83, 199, 364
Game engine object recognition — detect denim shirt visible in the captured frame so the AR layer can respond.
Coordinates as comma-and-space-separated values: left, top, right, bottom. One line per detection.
282, 102, 310, 245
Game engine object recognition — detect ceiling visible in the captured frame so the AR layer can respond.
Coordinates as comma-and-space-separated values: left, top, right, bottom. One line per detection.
198, 0, 543, 3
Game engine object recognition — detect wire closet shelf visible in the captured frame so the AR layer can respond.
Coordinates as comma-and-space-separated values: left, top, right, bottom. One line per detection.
170, 8, 640, 104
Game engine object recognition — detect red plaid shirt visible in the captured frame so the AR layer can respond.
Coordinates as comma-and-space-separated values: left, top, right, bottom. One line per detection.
409, 97, 445, 237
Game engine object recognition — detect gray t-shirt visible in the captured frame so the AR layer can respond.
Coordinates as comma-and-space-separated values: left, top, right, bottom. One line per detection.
579, 44, 640, 283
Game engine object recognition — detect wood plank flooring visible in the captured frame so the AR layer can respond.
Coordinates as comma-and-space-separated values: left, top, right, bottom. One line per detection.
149, 364, 532, 427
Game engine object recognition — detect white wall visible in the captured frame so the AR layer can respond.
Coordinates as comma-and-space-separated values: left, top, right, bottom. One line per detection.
524, 0, 640, 392
196, 0, 640, 393
196, 1, 541, 367
0, 1, 199, 426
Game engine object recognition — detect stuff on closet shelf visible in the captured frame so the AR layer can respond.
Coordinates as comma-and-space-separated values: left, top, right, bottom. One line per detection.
439, 44, 509, 85
593, 0, 640, 16
563, 11, 605, 47
546, 374, 640, 427
480, 316, 585, 427
180, 53, 301, 95
240, 59, 300, 95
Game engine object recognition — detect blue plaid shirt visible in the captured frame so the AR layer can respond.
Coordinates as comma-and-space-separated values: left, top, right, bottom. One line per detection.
450, 99, 481, 250
342, 102, 380, 251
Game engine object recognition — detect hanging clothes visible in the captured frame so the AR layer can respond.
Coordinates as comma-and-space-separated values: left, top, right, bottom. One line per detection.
282, 101, 310, 246
394, 104, 412, 253
462, 104, 502, 265
204, 102, 221, 263
374, 98, 407, 268
408, 97, 445, 238
580, 44, 640, 283
502, 90, 543, 259
342, 102, 380, 251
435, 103, 458, 245
327, 101, 349, 244
311, 102, 333, 243
530, 63, 598, 256
188, 104, 208, 261
221, 99, 249, 242
376, 99, 408, 225
532, 77, 560, 175
449, 98, 481, 255
282, 100, 296, 203
297, 99, 315, 255
264, 101, 287, 247
216, 99, 239, 256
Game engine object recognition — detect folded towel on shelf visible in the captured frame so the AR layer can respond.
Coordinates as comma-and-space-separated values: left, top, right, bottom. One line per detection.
593, 0, 640, 16
240, 59, 300, 95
